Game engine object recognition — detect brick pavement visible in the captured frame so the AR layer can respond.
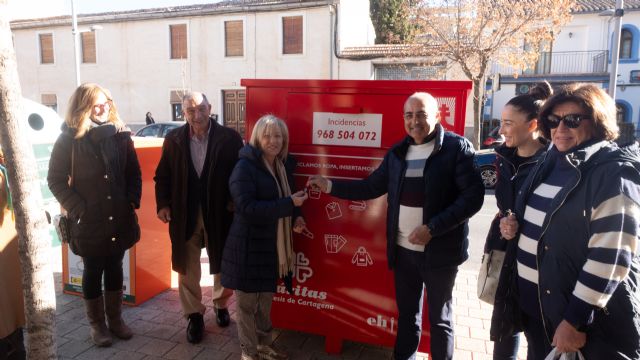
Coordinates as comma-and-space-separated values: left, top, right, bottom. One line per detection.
52, 248, 527, 359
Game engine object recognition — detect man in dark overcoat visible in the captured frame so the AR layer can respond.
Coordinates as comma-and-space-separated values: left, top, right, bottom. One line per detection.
155, 91, 243, 344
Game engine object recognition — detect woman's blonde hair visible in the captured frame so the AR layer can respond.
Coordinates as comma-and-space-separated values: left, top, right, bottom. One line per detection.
249, 115, 289, 160
65, 83, 124, 138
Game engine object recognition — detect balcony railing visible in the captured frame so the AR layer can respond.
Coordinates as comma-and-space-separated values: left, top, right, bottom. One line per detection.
490, 50, 609, 76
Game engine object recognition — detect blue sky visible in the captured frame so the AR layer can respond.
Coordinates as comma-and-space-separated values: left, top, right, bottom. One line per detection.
9, 0, 219, 20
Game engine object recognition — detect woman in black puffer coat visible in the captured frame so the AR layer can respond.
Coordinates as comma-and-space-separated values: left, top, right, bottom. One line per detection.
48, 83, 141, 347
482, 82, 552, 360
221, 115, 308, 360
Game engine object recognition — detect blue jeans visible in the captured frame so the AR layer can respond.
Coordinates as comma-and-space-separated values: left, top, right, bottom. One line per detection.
493, 333, 520, 360
393, 246, 458, 360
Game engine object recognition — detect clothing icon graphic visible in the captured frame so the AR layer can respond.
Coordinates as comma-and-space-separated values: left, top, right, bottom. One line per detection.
351, 246, 373, 267
324, 234, 347, 254
325, 202, 342, 220
308, 188, 321, 199
301, 227, 314, 239
294, 252, 313, 283
348, 200, 366, 211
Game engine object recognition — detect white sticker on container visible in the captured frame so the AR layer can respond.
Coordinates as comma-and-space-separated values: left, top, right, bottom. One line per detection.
312, 112, 382, 148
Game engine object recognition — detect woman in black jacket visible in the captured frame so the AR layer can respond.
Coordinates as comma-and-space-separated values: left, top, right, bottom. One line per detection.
483, 82, 552, 359
48, 83, 141, 347
221, 115, 308, 360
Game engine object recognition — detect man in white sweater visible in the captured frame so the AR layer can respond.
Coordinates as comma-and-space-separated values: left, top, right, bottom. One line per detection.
308, 92, 484, 360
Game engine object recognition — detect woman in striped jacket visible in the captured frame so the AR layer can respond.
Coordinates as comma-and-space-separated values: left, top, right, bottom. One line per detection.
500, 83, 640, 359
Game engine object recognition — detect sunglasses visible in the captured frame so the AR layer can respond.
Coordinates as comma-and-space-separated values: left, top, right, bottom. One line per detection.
93, 101, 111, 113
544, 113, 591, 129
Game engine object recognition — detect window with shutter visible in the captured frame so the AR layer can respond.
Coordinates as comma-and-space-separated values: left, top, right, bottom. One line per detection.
170, 24, 188, 59
81, 32, 96, 63
39, 33, 54, 64
282, 16, 303, 55
225, 20, 243, 57
41, 94, 57, 112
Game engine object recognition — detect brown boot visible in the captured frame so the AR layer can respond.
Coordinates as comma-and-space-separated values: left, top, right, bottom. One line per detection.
84, 296, 112, 347
104, 290, 133, 340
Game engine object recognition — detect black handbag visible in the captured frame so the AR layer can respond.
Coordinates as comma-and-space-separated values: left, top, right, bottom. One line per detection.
53, 213, 71, 243
53, 143, 74, 244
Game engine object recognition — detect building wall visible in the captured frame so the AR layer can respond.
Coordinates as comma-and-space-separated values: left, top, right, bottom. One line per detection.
488, 10, 640, 136
556, 13, 610, 52
336, 0, 376, 49
12, 4, 377, 124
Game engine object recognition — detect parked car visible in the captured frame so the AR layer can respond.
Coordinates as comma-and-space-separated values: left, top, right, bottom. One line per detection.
134, 122, 184, 138
481, 126, 504, 149
474, 149, 497, 189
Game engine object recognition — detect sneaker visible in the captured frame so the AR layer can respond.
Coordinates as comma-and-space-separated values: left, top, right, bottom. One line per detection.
257, 344, 288, 360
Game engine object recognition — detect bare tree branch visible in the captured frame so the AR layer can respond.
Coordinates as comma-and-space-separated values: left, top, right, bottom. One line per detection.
409, 0, 575, 147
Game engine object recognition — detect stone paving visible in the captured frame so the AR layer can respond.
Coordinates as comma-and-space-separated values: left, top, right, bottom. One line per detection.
52, 252, 527, 360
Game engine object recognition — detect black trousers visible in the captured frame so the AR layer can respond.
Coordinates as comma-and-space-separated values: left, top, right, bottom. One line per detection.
393, 246, 458, 360
0, 328, 25, 360
521, 312, 552, 360
82, 251, 125, 299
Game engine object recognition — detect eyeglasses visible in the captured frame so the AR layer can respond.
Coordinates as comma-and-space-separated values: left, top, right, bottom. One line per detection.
544, 113, 591, 129
404, 111, 428, 121
92, 101, 111, 113
185, 105, 209, 116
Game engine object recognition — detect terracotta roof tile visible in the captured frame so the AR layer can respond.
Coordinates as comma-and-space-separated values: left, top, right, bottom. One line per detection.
572, 0, 640, 13
11, 0, 333, 27
340, 44, 438, 60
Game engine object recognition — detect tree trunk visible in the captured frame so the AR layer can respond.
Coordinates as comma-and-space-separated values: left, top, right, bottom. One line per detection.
0, 2, 58, 359
471, 78, 483, 150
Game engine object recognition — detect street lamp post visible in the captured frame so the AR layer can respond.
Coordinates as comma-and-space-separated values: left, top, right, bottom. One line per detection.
608, 0, 624, 100
71, 0, 81, 87
71, 0, 102, 88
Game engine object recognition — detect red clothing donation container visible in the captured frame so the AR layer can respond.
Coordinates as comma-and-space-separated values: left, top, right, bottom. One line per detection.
62, 137, 172, 305
241, 79, 472, 354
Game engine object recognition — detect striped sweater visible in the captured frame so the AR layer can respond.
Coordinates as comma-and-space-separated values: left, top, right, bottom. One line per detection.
397, 141, 435, 251
564, 178, 640, 327
517, 154, 573, 317
518, 146, 640, 328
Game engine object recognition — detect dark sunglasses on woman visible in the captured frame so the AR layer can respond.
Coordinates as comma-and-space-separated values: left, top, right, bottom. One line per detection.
544, 113, 591, 129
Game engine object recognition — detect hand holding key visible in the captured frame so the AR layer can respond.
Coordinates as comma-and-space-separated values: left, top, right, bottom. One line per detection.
499, 210, 519, 240
291, 190, 308, 207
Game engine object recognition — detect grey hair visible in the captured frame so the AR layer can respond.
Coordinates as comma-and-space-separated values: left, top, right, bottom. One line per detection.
405, 92, 439, 117
182, 91, 209, 105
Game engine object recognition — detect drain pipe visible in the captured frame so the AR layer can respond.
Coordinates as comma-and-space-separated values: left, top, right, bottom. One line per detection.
329, 5, 334, 79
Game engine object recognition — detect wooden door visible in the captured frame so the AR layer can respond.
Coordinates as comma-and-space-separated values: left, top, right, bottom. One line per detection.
223, 90, 246, 139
